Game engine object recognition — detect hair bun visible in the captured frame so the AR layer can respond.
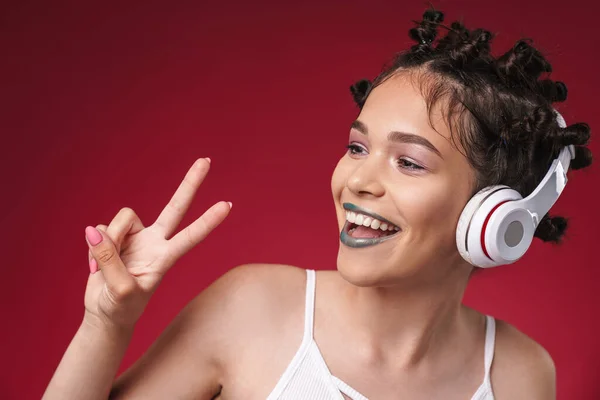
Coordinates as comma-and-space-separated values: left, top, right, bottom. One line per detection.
408, 9, 444, 56
571, 146, 593, 169
435, 21, 469, 51
534, 214, 568, 243
450, 28, 493, 64
539, 80, 568, 102
558, 123, 591, 146
349, 79, 373, 108
477, 30, 493, 43
498, 39, 552, 83
423, 9, 444, 24
514, 39, 531, 54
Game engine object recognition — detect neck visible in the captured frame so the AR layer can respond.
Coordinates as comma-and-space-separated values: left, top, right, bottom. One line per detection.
336, 263, 472, 367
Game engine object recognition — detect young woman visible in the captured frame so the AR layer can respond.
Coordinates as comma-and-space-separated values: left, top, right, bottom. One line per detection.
43, 8, 593, 400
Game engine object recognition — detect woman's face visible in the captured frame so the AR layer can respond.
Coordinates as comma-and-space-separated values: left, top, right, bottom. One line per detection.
331, 73, 477, 286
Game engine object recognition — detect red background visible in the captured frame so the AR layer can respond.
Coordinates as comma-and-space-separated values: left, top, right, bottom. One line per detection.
1, 0, 599, 398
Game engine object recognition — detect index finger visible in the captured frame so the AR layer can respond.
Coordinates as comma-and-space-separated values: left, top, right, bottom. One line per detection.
153, 158, 211, 239
166, 200, 232, 263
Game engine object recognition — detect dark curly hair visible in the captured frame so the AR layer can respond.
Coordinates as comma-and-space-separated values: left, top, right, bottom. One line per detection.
349, 8, 593, 244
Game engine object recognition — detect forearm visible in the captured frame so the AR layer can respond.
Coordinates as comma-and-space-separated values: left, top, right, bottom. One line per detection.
43, 316, 134, 400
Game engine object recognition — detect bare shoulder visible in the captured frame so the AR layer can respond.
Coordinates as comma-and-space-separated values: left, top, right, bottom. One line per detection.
191, 262, 307, 325
190, 263, 308, 357
210, 263, 307, 311
491, 318, 556, 399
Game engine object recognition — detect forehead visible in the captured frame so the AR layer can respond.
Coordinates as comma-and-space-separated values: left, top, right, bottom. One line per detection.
358, 73, 454, 149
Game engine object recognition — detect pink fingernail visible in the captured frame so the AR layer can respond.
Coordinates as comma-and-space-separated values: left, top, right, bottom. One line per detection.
227, 201, 233, 209
85, 226, 103, 246
89, 258, 98, 274
205, 157, 211, 164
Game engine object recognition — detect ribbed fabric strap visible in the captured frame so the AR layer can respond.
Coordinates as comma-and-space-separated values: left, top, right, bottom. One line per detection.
483, 315, 496, 382
305, 269, 316, 340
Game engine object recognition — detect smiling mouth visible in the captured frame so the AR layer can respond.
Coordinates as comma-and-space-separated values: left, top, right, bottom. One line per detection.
340, 203, 402, 248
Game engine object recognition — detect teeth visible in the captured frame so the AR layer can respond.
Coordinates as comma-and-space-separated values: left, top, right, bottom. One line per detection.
355, 214, 364, 225
344, 210, 399, 232
348, 212, 356, 223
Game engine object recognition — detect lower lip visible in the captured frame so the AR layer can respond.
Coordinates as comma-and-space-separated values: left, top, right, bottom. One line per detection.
339, 221, 402, 248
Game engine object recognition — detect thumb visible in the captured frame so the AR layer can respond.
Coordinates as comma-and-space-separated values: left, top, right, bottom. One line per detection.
85, 226, 135, 291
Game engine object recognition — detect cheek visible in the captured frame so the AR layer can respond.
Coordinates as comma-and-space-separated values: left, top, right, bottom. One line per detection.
331, 157, 348, 198
396, 176, 468, 233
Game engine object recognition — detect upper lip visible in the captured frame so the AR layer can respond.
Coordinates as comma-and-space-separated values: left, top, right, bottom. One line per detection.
342, 202, 400, 229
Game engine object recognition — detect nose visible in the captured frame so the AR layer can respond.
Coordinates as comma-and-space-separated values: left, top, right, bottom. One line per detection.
346, 156, 385, 198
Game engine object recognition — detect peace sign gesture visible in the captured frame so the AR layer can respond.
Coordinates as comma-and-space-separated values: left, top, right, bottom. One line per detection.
83, 158, 231, 329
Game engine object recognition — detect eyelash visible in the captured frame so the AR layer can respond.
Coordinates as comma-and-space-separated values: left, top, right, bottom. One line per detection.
345, 144, 425, 171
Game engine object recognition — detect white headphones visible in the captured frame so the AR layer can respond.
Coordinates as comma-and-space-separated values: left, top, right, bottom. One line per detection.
456, 111, 575, 268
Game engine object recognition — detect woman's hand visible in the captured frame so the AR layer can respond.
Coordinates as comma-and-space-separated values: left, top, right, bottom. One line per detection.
83, 158, 231, 330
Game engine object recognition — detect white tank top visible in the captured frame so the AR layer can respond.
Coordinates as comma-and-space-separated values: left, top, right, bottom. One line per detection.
266, 269, 496, 400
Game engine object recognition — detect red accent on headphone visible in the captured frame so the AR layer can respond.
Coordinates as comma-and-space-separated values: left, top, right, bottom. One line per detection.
481, 200, 510, 260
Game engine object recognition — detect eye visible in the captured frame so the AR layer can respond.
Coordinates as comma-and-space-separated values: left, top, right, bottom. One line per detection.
346, 143, 366, 156
397, 158, 424, 171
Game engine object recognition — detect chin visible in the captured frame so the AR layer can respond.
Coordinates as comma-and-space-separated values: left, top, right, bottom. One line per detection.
335, 249, 397, 287
336, 240, 442, 288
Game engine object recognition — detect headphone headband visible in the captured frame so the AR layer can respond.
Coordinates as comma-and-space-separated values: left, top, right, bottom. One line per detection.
521, 111, 575, 227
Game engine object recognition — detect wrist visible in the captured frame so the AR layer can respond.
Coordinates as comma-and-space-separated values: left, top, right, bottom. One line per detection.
81, 311, 136, 341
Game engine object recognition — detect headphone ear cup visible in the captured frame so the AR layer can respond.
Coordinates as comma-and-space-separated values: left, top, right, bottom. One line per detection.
471, 187, 524, 267
457, 185, 523, 268
484, 197, 537, 265
456, 186, 500, 266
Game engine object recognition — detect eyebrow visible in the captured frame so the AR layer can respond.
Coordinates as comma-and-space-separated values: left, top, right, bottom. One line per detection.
351, 120, 443, 159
